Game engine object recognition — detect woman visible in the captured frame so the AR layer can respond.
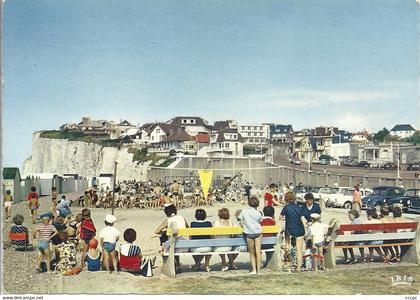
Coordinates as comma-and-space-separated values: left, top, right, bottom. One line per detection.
280, 191, 306, 272
352, 185, 362, 212
238, 197, 263, 275
50, 187, 58, 214
155, 204, 188, 273
213, 208, 238, 271
55, 231, 78, 273
190, 209, 212, 272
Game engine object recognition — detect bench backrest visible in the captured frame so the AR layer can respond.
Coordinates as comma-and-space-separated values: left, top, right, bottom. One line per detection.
335, 222, 418, 243
167, 225, 279, 237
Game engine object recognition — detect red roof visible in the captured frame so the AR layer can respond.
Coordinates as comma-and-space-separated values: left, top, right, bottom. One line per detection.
195, 133, 210, 143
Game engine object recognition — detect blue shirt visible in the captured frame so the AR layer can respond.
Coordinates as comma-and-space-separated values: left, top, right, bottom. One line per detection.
86, 251, 102, 271
301, 203, 321, 222
281, 203, 305, 232
190, 221, 212, 239
238, 208, 263, 234
57, 199, 71, 216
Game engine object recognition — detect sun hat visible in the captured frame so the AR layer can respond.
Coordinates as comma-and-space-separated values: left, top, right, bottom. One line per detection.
105, 214, 117, 224
310, 213, 321, 220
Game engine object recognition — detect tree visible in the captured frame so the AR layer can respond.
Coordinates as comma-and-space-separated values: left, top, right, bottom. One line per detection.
372, 128, 390, 144
403, 131, 420, 144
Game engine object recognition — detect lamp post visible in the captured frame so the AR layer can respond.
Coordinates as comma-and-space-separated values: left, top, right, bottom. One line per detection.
111, 161, 118, 215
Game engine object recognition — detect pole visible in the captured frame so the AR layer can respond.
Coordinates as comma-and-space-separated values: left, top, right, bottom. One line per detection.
397, 143, 400, 181
112, 161, 118, 215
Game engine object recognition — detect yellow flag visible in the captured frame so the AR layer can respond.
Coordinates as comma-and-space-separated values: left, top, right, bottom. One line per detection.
198, 169, 213, 199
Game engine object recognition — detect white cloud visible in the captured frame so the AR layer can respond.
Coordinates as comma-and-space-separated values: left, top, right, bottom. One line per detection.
333, 112, 390, 133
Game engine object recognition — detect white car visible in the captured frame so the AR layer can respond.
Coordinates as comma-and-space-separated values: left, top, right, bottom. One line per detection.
328, 187, 373, 209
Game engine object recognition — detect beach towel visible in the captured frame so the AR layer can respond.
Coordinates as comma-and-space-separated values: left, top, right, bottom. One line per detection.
80, 219, 96, 240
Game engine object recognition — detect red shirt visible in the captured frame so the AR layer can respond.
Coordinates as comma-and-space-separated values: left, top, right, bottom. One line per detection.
264, 192, 274, 206
27, 192, 39, 201
260, 217, 276, 237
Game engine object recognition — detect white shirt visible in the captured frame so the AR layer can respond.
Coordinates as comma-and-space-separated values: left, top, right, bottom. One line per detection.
99, 226, 120, 244
168, 215, 186, 230
309, 222, 329, 244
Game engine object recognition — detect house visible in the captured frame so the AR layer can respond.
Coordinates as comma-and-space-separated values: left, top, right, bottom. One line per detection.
358, 143, 420, 165
98, 174, 114, 191
238, 124, 270, 146
332, 130, 352, 144
3, 167, 21, 202
390, 124, 416, 139
149, 123, 178, 144
166, 116, 211, 136
151, 129, 192, 155
111, 120, 137, 139
352, 130, 370, 144
208, 129, 244, 157
266, 124, 294, 144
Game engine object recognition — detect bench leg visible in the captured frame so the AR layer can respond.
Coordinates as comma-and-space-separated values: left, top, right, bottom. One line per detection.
324, 244, 336, 269
400, 244, 420, 265
161, 255, 176, 278
266, 243, 283, 272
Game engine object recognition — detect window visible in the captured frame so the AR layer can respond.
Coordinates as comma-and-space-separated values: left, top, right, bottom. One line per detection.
156, 128, 160, 133
254, 126, 258, 130
190, 120, 194, 123
219, 143, 222, 149
242, 126, 245, 130
248, 126, 251, 130
259, 132, 263, 136
249, 139, 254, 143
182, 119, 187, 124
254, 132, 257, 136
248, 132, 251, 136
225, 143, 229, 148
233, 135, 237, 139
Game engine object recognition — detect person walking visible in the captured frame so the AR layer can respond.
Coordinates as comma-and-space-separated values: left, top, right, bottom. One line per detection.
352, 185, 362, 212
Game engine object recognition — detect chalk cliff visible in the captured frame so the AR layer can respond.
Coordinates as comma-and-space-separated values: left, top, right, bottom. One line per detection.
23, 132, 149, 180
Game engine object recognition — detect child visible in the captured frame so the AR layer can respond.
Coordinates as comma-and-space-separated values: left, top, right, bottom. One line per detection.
80, 208, 96, 269
303, 239, 314, 271
308, 213, 329, 270
67, 213, 82, 245
120, 228, 143, 273
264, 184, 280, 207
27, 187, 40, 224
4, 190, 13, 221
342, 209, 365, 264
33, 215, 58, 273
10, 214, 30, 250
86, 238, 102, 271
260, 206, 276, 268
99, 214, 120, 273
380, 206, 396, 262
238, 196, 263, 275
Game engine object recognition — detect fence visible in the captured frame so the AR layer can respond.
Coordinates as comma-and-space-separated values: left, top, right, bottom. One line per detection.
147, 160, 420, 190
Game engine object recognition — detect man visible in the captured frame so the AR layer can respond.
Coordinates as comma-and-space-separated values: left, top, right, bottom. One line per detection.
57, 196, 72, 219
243, 182, 252, 202
170, 180, 180, 207
301, 193, 321, 224
352, 185, 362, 212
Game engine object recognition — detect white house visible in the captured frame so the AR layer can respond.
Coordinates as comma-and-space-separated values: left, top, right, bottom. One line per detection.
352, 130, 370, 144
330, 143, 360, 160
167, 117, 211, 136
390, 124, 416, 139
148, 123, 177, 144
208, 129, 244, 157
238, 124, 270, 146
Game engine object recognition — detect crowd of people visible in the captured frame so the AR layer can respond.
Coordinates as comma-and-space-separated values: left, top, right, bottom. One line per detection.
4, 180, 414, 276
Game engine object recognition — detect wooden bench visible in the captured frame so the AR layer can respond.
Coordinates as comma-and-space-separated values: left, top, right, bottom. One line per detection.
324, 221, 420, 269
161, 224, 283, 277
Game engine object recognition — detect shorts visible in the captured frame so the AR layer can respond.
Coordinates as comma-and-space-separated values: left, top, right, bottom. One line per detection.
30, 206, 38, 212
244, 233, 262, 240
103, 242, 116, 252
83, 238, 93, 245
4, 202, 12, 208
37, 240, 50, 251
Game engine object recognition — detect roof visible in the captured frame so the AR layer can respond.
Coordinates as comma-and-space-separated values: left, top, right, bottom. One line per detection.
314, 127, 338, 136
168, 116, 209, 127
195, 133, 210, 143
390, 124, 415, 132
270, 124, 293, 134
3, 168, 21, 180
140, 123, 155, 134
160, 129, 191, 142
213, 121, 230, 130
215, 130, 244, 142
99, 174, 114, 177
118, 120, 133, 126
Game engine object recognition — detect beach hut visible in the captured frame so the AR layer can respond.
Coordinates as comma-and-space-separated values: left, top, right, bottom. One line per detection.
98, 173, 114, 192
3, 167, 21, 203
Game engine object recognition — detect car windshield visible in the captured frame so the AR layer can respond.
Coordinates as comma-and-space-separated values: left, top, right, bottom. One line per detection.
311, 187, 320, 192
406, 190, 420, 197
373, 189, 388, 196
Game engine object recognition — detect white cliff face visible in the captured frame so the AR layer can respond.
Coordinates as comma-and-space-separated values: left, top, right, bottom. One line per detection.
24, 132, 148, 180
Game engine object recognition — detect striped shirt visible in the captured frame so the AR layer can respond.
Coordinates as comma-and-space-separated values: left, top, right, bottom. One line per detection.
120, 243, 141, 257
37, 223, 56, 241
10, 225, 28, 247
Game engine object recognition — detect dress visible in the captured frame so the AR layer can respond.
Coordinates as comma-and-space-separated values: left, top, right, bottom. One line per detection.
213, 219, 234, 252
55, 241, 77, 272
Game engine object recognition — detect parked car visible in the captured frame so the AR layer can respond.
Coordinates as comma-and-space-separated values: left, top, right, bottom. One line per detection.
362, 186, 407, 209
382, 162, 397, 170
407, 163, 420, 171
294, 186, 321, 203
356, 161, 370, 168
327, 187, 373, 209
343, 159, 358, 167
402, 189, 420, 214
318, 187, 339, 203
290, 158, 301, 165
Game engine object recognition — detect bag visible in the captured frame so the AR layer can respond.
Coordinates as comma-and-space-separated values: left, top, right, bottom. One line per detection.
139, 257, 153, 277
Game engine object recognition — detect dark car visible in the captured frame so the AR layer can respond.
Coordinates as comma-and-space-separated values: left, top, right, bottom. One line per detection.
401, 189, 420, 214
357, 161, 370, 168
407, 163, 420, 171
362, 186, 407, 209
382, 163, 397, 170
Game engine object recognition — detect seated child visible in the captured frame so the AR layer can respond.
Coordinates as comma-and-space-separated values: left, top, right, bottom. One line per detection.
303, 239, 314, 271
86, 238, 102, 271
120, 228, 142, 272
10, 214, 30, 250
260, 206, 276, 268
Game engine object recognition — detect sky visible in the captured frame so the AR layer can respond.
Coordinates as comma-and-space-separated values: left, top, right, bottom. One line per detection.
3, 0, 419, 168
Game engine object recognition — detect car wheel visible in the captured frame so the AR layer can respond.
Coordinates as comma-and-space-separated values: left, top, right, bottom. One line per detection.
343, 202, 352, 210
374, 202, 382, 210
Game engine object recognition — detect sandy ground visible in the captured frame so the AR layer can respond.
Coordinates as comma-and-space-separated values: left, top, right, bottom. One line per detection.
2, 193, 419, 294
